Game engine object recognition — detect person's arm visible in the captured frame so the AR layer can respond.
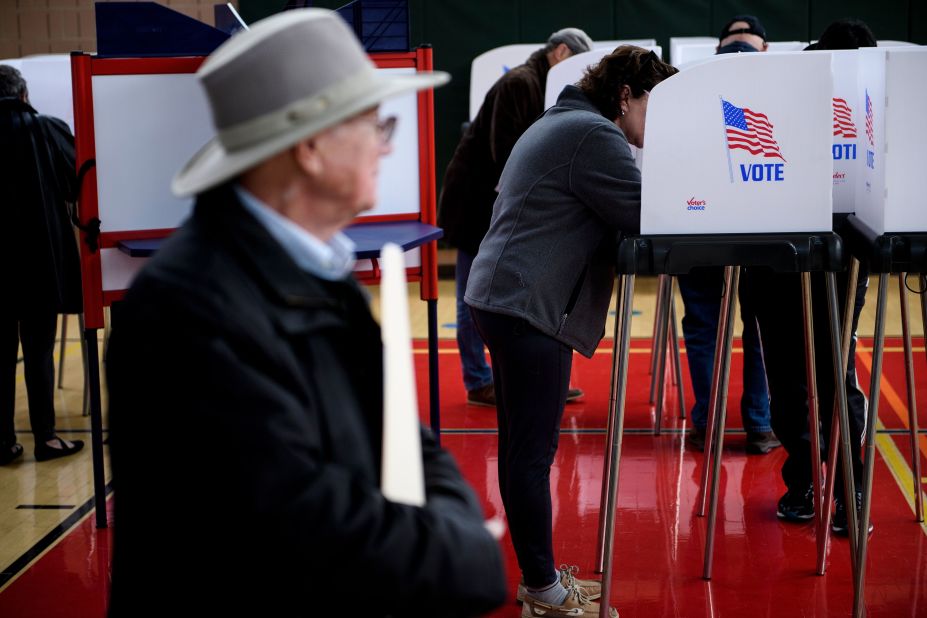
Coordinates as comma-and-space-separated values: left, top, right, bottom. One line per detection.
569, 124, 642, 233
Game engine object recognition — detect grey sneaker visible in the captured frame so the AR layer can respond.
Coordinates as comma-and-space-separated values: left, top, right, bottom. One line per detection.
467, 384, 496, 407
516, 564, 602, 602
521, 584, 617, 617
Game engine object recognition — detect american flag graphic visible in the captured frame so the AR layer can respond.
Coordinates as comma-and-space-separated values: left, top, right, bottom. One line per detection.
722, 99, 786, 162
832, 98, 857, 138
865, 89, 874, 146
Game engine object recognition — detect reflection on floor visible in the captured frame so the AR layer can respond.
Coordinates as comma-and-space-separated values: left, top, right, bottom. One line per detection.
1, 287, 926, 616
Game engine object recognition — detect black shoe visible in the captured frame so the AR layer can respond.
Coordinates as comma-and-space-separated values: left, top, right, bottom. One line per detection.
832, 490, 875, 536
0, 442, 24, 465
745, 431, 781, 455
466, 384, 496, 407
565, 388, 584, 403
687, 427, 707, 451
777, 484, 815, 521
34, 437, 84, 462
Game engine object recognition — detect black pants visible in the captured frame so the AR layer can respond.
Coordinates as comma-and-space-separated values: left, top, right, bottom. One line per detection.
1, 312, 59, 446
743, 266, 869, 492
470, 307, 572, 588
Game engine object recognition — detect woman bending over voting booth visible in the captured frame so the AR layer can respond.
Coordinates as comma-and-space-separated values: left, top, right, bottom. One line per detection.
466, 46, 677, 618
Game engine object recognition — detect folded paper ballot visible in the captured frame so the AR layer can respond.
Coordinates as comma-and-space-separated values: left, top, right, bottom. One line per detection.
380, 243, 426, 506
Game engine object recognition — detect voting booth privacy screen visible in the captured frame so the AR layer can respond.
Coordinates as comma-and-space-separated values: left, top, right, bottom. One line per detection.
854, 47, 927, 235
71, 50, 441, 329
641, 53, 833, 235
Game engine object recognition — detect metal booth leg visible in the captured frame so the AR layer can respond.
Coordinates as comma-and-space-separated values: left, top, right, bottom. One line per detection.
650, 275, 670, 409
596, 276, 635, 614
669, 285, 687, 419
83, 327, 108, 529
426, 298, 440, 442
596, 275, 628, 572
57, 315, 67, 389
697, 266, 735, 516
800, 272, 825, 566
826, 272, 872, 616
654, 276, 675, 435
819, 258, 860, 575
702, 266, 739, 579
899, 273, 924, 523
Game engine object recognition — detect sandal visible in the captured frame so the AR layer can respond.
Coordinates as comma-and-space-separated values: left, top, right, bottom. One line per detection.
34, 437, 84, 462
0, 442, 24, 465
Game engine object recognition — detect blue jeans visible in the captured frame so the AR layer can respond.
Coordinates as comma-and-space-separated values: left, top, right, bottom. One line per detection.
677, 269, 771, 433
456, 249, 493, 391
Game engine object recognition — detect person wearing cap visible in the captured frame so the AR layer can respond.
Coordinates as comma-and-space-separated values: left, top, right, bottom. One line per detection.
0, 65, 84, 466
466, 46, 677, 618
745, 17, 876, 533
717, 14, 769, 54
438, 28, 593, 408
105, 9, 505, 617
676, 16, 781, 456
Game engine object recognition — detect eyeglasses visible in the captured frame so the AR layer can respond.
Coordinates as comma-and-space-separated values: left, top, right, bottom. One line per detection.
377, 115, 398, 144
346, 114, 398, 145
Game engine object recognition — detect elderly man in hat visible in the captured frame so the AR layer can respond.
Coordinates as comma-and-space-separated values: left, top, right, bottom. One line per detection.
106, 10, 506, 617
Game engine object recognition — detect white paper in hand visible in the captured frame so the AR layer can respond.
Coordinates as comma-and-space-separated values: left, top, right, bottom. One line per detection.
380, 243, 426, 506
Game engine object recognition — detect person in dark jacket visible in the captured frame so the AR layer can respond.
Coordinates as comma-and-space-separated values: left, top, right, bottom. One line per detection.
106, 10, 505, 617
466, 46, 677, 617
438, 28, 592, 407
0, 65, 84, 465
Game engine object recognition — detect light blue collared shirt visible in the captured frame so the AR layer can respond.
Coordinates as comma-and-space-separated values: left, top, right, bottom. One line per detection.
234, 185, 356, 281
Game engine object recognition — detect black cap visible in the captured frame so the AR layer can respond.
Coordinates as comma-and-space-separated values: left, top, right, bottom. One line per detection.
719, 15, 767, 43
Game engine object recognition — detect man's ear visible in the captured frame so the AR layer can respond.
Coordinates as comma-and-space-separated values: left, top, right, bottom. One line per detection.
761, 41, 769, 52
293, 137, 323, 177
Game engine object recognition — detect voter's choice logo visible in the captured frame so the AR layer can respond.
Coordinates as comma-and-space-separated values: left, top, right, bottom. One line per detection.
720, 98, 786, 184
686, 197, 708, 211
832, 98, 858, 163
864, 89, 875, 170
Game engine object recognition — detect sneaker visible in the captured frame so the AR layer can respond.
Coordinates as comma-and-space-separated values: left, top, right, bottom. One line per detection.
776, 484, 815, 521
566, 388, 585, 403
516, 564, 602, 602
745, 431, 781, 455
521, 584, 617, 618
467, 384, 496, 407
34, 437, 84, 462
832, 490, 875, 536
686, 426, 707, 451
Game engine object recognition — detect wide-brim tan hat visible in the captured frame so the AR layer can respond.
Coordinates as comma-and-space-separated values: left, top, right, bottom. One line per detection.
172, 8, 449, 197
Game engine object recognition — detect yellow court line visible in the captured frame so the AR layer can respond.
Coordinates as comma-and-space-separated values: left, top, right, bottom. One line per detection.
856, 349, 927, 459
855, 349, 927, 536
874, 418, 927, 538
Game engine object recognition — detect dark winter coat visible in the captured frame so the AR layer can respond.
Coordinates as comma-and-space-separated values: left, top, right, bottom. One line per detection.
106, 184, 506, 617
0, 97, 81, 316
437, 49, 551, 255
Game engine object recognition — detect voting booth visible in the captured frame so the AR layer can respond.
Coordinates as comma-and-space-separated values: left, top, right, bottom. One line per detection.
641, 52, 833, 234
594, 51, 858, 615
854, 47, 927, 234
70, 5, 446, 528
468, 38, 656, 119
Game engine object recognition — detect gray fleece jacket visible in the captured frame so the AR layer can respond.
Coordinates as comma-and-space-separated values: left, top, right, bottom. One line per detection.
464, 85, 641, 357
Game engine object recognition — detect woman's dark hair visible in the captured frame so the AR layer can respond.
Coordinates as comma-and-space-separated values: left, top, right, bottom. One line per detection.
577, 46, 678, 120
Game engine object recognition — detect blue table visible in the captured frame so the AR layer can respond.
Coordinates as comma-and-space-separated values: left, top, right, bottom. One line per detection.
117, 220, 445, 440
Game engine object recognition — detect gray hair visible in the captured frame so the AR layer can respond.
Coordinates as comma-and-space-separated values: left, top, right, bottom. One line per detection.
0, 65, 27, 99
545, 27, 593, 55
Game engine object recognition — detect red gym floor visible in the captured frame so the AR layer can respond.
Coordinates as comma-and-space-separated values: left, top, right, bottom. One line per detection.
0, 336, 925, 617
